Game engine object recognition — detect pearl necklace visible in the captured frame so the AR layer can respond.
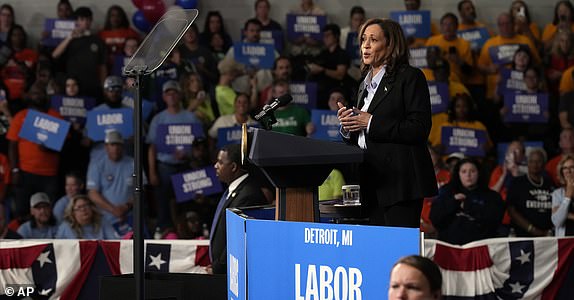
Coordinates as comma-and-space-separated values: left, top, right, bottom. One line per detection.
527, 174, 543, 188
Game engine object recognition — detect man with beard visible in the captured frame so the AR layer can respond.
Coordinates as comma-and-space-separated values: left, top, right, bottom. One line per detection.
88, 75, 132, 160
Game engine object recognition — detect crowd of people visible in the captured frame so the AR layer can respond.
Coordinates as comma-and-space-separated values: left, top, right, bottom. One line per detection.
0, 0, 574, 249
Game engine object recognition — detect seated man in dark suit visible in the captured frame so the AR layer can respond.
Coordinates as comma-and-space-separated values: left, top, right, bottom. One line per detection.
209, 144, 267, 274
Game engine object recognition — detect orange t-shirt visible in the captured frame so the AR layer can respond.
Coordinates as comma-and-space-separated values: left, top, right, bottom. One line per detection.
6, 109, 62, 176
488, 165, 512, 225
478, 34, 540, 99
420, 168, 451, 233
559, 65, 574, 95
98, 28, 140, 55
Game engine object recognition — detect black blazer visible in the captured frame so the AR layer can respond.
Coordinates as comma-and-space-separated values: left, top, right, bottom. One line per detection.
344, 65, 437, 207
210, 175, 267, 274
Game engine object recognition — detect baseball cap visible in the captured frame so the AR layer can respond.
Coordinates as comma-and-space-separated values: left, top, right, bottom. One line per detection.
30, 192, 50, 207
104, 76, 123, 90
162, 80, 181, 93
446, 152, 465, 163
105, 130, 124, 144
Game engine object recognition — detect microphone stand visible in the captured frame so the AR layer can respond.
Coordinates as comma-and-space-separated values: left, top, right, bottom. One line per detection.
257, 113, 277, 130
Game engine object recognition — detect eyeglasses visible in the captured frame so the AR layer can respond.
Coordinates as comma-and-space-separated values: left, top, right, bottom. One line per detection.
561, 165, 574, 172
73, 204, 90, 212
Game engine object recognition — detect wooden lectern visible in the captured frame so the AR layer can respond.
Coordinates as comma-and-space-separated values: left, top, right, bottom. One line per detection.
242, 127, 363, 222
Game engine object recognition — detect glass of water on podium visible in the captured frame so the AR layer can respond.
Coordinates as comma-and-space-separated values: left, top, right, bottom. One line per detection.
342, 185, 360, 206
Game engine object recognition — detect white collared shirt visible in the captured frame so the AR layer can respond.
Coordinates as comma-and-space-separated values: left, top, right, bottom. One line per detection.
358, 67, 386, 149
226, 173, 249, 199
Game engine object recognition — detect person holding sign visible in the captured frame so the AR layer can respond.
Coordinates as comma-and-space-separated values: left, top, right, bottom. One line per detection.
337, 18, 437, 227
400, 0, 439, 48
147, 80, 201, 231
477, 12, 540, 100
209, 144, 267, 274
208, 93, 257, 148
7, 84, 62, 219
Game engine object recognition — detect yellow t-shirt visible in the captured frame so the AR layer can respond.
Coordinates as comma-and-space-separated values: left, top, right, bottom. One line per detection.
559, 65, 574, 95
421, 71, 471, 99
425, 35, 473, 83
477, 34, 540, 99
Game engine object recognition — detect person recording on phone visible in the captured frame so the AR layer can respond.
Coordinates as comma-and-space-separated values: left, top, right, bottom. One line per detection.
337, 18, 437, 227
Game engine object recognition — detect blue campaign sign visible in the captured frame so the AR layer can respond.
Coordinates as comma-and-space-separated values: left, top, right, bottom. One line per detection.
309, 109, 342, 142
227, 211, 247, 300
18, 110, 71, 151
155, 122, 204, 154
442, 126, 487, 157
233, 42, 275, 69
122, 91, 154, 121
503, 92, 549, 123
217, 125, 243, 149
41, 18, 75, 47
428, 81, 449, 114
409, 46, 433, 68
390, 10, 431, 38
50, 95, 96, 125
260, 30, 285, 53
286, 14, 327, 42
170, 167, 223, 203
488, 44, 526, 65
86, 108, 133, 141
345, 32, 361, 66
227, 210, 420, 300
498, 69, 527, 96
290, 81, 318, 109
457, 27, 490, 51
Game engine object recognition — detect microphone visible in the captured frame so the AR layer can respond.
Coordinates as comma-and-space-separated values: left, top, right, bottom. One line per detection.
254, 94, 293, 121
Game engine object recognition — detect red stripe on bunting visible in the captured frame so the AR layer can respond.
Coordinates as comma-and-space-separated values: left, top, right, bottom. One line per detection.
100, 241, 121, 275
541, 238, 574, 300
60, 240, 98, 300
0, 244, 48, 269
433, 243, 493, 271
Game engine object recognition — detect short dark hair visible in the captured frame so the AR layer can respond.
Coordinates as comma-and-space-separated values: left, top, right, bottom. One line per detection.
440, 12, 459, 27
393, 255, 442, 293
457, 0, 473, 12
255, 0, 270, 9
322, 23, 341, 39
350, 6, 365, 17
222, 143, 242, 167
244, 18, 262, 31
273, 55, 291, 70
74, 6, 92, 19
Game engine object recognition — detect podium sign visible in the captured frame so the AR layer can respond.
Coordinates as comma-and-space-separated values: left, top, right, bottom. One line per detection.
227, 210, 419, 300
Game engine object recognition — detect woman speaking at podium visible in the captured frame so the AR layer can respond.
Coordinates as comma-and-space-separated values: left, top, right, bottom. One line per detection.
337, 18, 437, 227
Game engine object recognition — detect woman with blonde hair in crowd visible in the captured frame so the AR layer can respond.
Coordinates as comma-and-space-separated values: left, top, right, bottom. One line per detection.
552, 154, 574, 237
56, 194, 118, 239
